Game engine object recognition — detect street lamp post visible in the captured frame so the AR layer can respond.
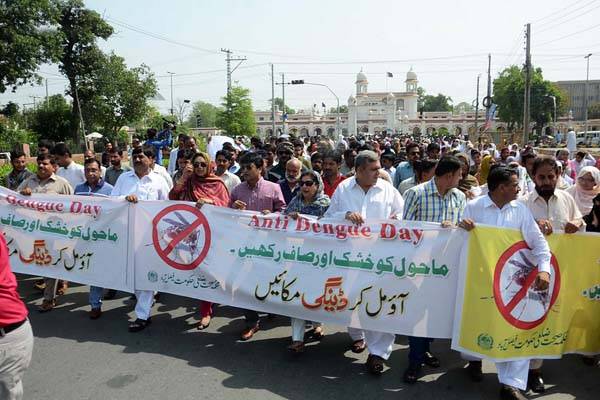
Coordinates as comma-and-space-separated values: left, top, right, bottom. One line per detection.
547, 95, 556, 136
584, 53, 592, 144
167, 71, 175, 116
291, 80, 340, 140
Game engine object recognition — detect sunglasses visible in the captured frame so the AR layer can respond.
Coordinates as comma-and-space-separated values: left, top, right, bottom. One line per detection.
300, 180, 315, 187
278, 151, 292, 156
193, 162, 208, 168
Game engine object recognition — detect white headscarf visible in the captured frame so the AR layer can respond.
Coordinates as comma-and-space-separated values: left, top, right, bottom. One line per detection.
566, 166, 600, 216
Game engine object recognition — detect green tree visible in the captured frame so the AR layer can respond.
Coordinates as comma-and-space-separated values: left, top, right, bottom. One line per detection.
329, 105, 348, 114
453, 101, 474, 113
0, 0, 59, 93
28, 94, 73, 142
493, 65, 567, 133
0, 119, 39, 152
78, 53, 157, 138
422, 93, 453, 112
270, 97, 295, 115
1, 102, 20, 118
216, 85, 256, 137
416, 87, 453, 112
55, 0, 113, 145
187, 101, 221, 127
588, 102, 600, 119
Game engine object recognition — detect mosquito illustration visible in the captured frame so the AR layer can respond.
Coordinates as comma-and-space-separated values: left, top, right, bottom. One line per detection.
504, 253, 550, 319
161, 211, 200, 257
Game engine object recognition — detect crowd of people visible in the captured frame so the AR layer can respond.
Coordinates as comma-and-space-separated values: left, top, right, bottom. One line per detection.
1, 126, 600, 400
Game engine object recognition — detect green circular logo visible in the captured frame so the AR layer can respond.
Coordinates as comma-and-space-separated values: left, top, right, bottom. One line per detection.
147, 271, 158, 283
477, 333, 494, 350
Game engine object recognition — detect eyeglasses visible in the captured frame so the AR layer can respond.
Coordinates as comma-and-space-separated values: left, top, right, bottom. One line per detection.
578, 176, 596, 183
300, 181, 315, 187
193, 162, 208, 168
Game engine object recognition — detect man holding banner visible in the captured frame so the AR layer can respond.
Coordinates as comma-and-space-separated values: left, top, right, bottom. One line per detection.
324, 150, 404, 375
402, 155, 465, 383
111, 146, 170, 332
459, 165, 552, 400
16, 154, 73, 312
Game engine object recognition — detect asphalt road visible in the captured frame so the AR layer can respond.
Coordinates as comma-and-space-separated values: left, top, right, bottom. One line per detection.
17, 275, 600, 400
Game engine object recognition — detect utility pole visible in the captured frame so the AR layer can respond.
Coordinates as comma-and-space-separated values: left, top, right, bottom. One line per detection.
271, 64, 276, 137
281, 73, 286, 135
584, 53, 593, 143
474, 75, 480, 138
166, 71, 175, 116
221, 49, 247, 96
45, 79, 49, 107
523, 23, 532, 144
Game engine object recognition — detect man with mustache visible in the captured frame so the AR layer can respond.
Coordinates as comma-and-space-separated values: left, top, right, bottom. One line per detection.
278, 158, 302, 204
518, 155, 584, 394
111, 147, 170, 332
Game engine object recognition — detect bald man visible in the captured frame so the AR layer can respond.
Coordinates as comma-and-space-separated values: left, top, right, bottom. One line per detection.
277, 158, 302, 204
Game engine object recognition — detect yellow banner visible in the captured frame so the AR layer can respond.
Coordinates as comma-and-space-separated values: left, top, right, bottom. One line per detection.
454, 226, 600, 360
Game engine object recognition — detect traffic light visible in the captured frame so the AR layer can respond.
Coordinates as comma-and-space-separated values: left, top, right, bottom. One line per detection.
291, 80, 304, 85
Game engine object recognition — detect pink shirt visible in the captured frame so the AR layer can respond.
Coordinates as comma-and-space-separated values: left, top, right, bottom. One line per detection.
229, 177, 286, 212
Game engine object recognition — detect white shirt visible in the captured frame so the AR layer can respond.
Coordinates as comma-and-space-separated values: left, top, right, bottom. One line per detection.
151, 164, 173, 190
463, 195, 551, 274
219, 170, 241, 193
167, 147, 179, 175
324, 177, 404, 220
520, 188, 584, 231
57, 161, 85, 189
111, 170, 169, 200
566, 130, 577, 152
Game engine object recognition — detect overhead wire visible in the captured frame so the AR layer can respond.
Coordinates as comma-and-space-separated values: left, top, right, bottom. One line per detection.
536, 21, 600, 46
535, 0, 598, 29
532, 0, 590, 23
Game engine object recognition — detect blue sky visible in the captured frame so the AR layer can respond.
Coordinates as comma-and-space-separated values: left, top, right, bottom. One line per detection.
3, 0, 600, 115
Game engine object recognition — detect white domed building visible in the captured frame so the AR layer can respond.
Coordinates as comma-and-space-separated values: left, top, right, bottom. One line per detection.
253, 68, 522, 141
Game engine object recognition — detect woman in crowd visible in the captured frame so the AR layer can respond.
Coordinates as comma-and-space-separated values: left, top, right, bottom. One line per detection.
169, 152, 230, 330
476, 154, 494, 186
283, 170, 330, 353
584, 193, 600, 233
456, 153, 479, 198
398, 159, 437, 195
566, 166, 600, 216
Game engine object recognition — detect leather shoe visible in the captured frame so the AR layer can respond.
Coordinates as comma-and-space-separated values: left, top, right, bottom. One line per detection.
89, 308, 102, 320
38, 299, 56, 313
423, 351, 440, 368
500, 384, 527, 400
466, 361, 483, 382
403, 363, 421, 384
128, 318, 151, 332
527, 369, 545, 393
366, 354, 385, 375
240, 324, 260, 341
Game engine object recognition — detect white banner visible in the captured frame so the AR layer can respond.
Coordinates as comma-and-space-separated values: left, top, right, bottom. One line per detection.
0, 188, 133, 292
1, 187, 465, 338
134, 203, 464, 338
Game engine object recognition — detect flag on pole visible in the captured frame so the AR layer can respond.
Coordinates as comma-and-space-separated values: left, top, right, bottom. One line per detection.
484, 104, 497, 131
387, 72, 393, 78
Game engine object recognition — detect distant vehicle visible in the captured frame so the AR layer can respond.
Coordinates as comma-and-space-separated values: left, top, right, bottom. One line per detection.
0, 152, 10, 162
576, 131, 600, 146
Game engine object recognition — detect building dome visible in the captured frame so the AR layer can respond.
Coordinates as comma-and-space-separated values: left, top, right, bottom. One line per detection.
406, 68, 417, 81
356, 69, 368, 83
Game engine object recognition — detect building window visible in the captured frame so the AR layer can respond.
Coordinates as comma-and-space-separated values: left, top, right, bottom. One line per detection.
259, 117, 264, 121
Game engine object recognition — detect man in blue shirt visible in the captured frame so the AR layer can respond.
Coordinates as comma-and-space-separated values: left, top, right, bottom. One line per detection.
145, 127, 172, 166
74, 158, 114, 319
393, 142, 422, 190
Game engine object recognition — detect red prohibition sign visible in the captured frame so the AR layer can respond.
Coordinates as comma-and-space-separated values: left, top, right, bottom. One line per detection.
152, 204, 211, 271
493, 241, 560, 330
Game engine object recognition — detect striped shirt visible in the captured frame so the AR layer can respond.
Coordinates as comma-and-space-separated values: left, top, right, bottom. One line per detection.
402, 177, 466, 224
